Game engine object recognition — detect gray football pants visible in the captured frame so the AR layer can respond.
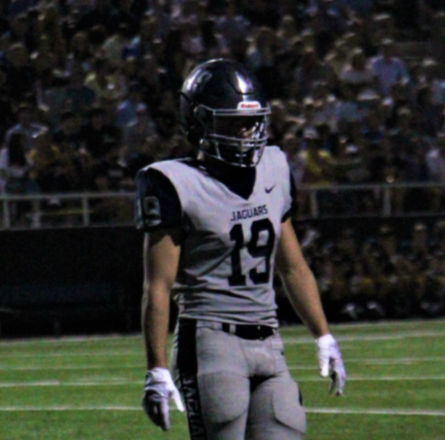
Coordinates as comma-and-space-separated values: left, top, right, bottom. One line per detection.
171, 319, 306, 440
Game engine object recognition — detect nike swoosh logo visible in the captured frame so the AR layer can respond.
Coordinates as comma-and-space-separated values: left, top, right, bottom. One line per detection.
265, 185, 276, 194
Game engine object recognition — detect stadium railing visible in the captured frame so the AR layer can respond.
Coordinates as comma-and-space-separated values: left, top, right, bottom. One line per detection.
1, 181, 444, 229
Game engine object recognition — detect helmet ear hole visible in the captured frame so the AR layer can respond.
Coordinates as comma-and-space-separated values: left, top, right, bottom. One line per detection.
193, 106, 207, 122
187, 124, 204, 145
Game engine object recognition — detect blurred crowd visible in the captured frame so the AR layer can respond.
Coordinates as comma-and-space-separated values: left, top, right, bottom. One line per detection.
275, 219, 445, 323
1, 0, 445, 225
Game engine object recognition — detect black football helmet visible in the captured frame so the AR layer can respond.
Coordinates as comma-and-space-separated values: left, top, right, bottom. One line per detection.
180, 59, 270, 167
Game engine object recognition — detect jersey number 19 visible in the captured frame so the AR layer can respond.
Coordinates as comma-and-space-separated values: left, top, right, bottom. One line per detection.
228, 218, 275, 286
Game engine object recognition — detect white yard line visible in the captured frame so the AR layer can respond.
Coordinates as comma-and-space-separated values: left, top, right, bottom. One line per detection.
295, 376, 445, 381
0, 405, 443, 417
306, 408, 445, 417
0, 334, 141, 346
0, 380, 136, 387
282, 330, 445, 344
0, 321, 444, 347
328, 319, 445, 330
1, 375, 445, 388
0, 351, 140, 359
0, 364, 144, 371
345, 357, 445, 364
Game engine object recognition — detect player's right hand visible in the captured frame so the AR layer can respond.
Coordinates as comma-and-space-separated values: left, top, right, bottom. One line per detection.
142, 367, 185, 431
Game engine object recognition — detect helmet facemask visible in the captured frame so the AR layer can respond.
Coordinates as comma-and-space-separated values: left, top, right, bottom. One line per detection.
194, 103, 270, 167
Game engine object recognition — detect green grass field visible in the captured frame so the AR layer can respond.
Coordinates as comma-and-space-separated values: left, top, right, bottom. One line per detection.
1, 319, 444, 440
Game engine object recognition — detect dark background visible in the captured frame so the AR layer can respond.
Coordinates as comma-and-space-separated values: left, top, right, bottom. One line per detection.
0, 216, 441, 338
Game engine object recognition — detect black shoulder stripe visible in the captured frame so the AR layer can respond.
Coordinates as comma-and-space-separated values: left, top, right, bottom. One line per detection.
281, 169, 298, 222
135, 167, 183, 231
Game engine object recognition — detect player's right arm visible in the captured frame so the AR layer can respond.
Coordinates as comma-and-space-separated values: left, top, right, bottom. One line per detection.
135, 166, 185, 430
142, 229, 180, 369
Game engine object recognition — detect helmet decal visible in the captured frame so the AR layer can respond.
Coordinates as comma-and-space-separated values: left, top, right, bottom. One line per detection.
237, 101, 261, 110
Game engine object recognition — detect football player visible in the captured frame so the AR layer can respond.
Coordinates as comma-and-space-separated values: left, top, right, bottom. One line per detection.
135, 59, 346, 440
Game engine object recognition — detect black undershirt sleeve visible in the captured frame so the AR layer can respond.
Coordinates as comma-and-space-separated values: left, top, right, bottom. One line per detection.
135, 167, 182, 231
282, 170, 298, 222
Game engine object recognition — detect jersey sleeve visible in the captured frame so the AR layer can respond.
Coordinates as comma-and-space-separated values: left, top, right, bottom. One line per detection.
135, 166, 182, 231
282, 169, 298, 222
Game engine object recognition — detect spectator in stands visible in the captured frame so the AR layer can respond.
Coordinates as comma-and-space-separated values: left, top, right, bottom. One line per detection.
70, 0, 114, 35
5, 101, 47, 152
151, 89, 179, 140
403, 222, 431, 264
0, 132, 33, 195
335, 82, 363, 132
340, 47, 377, 95
87, 24, 108, 56
304, 0, 348, 58
31, 34, 58, 86
53, 110, 84, 152
336, 125, 370, 184
431, 220, 445, 260
308, 80, 338, 132
419, 0, 445, 29
367, 14, 396, 56
239, 0, 283, 28
108, 0, 142, 38
102, 23, 132, 69
27, 128, 74, 198
124, 13, 157, 60
244, 26, 281, 95
115, 81, 146, 130
426, 131, 445, 210
136, 54, 171, 112
267, 99, 299, 146
125, 133, 160, 178
122, 103, 156, 163
412, 84, 443, 138
276, 14, 300, 51
81, 105, 121, 161
91, 141, 129, 192
384, 80, 411, 129
324, 38, 350, 79
214, 0, 251, 56
291, 45, 336, 100
63, 65, 97, 120
4, 41, 35, 104
36, 4, 65, 67
340, 0, 373, 17
282, 131, 305, 186
362, 108, 386, 151
0, 62, 14, 141
38, 69, 70, 128
84, 56, 119, 105
363, 224, 402, 273
370, 38, 410, 96
66, 30, 94, 73
414, 58, 444, 106
0, 12, 32, 53
201, 18, 230, 60
299, 126, 336, 185
389, 107, 421, 161
89, 141, 133, 223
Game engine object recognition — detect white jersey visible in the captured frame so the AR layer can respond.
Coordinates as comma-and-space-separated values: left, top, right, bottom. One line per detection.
135, 146, 297, 326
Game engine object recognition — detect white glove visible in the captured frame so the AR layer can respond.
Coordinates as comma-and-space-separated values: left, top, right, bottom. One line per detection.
142, 367, 185, 431
315, 333, 346, 396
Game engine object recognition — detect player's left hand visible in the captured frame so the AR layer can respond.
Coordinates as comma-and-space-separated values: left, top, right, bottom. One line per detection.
142, 367, 185, 431
315, 333, 346, 396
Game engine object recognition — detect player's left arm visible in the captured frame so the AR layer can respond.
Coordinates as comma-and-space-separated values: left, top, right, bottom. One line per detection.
276, 218, 346, 396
